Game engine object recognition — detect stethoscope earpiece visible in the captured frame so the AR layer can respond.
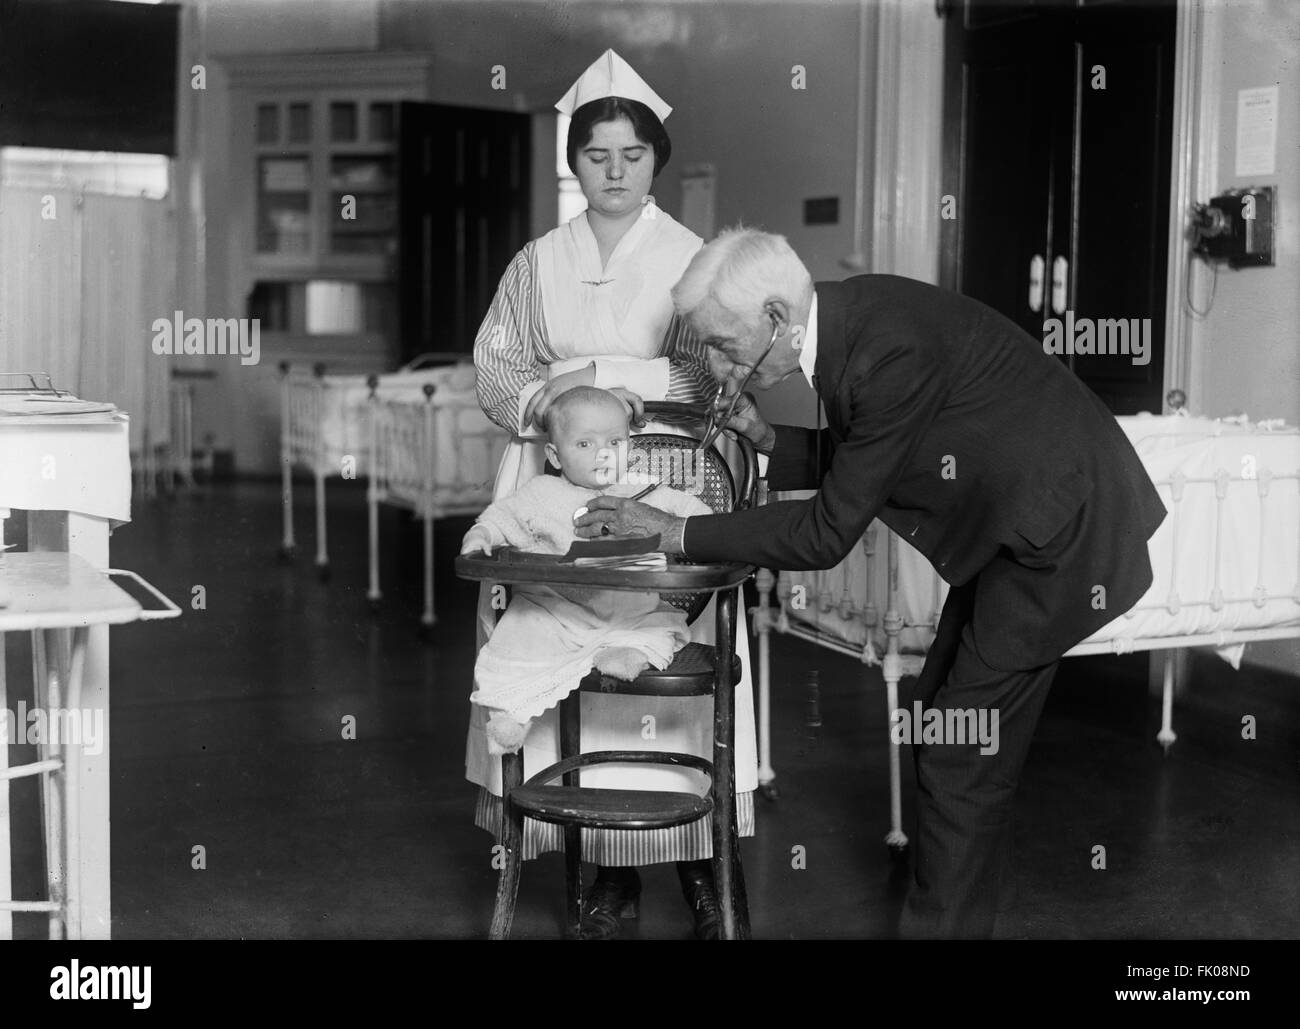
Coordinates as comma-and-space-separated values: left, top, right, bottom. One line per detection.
698, 314, 782, 453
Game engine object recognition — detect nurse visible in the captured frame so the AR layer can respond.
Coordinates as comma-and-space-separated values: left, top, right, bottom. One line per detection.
468, 49, 759, 940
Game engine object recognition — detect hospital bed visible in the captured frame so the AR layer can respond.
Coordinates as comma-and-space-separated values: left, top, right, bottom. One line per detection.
365, 371, 509, 628
752, 408, 1300, 851
278, 356, 504, 581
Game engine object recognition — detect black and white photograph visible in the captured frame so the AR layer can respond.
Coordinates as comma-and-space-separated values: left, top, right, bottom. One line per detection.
0, 0, 1296, 972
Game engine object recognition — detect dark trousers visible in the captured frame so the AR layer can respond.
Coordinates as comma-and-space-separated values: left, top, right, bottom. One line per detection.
897, 578, 1060, 939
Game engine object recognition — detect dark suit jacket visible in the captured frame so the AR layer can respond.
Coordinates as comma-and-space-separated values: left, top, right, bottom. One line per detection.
684, 275, 1167, 670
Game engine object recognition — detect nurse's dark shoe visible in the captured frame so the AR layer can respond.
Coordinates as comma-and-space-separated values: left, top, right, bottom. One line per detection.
576, 867, 641, 940
677, 860, 720, 940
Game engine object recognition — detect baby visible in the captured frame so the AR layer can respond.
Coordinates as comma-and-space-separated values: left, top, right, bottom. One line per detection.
462, 386, 712, 755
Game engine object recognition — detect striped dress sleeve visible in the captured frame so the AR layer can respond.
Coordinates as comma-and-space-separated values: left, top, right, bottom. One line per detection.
663, 312, 716, 405
473, 243, 555, 432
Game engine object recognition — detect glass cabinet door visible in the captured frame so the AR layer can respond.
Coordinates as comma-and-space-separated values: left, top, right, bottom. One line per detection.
256, 155, 312, 255
328, 154, 396, 255
252, 96, 401, 267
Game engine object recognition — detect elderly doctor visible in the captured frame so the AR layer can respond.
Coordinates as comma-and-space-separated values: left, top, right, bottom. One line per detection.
578, 227, 1166, 938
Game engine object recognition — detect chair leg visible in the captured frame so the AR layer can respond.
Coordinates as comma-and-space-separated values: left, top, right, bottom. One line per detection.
489, 751, 524, 941
561, 693, 583, 937
711, 589, 738, 940
314, 471, 329, 577
730, 810, 751, 940
711, 827, 734, 941
366, 481, 381, 608
564, 827, 582, 937
280, 454, 296, 556
421, 513, 436, 628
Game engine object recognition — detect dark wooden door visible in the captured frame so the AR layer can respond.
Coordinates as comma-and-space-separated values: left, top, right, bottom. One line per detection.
399, 102, 531, 361
941, 7, 1062, 340
941, 0, 1176, 415
1067, 4, 1176, 413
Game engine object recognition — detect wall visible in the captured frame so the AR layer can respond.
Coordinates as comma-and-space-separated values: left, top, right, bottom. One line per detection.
1196, 0, 1299, 427
182, 0, 1298, 677
186, 0, 868, 471
1190, 0, 1300, 673
380, 0, 867, 427
202, 0, 380, 53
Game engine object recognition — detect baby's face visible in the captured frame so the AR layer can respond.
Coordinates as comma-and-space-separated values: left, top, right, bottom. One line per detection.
546, 401, 629, 489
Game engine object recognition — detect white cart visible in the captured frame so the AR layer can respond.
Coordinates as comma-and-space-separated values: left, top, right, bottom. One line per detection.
0, 553, 179, 938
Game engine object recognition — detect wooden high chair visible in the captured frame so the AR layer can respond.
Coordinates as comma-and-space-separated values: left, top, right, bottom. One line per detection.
455, 401, 757, 940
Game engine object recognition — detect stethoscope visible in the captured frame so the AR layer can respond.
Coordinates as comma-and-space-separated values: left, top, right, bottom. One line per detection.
697, 311, 781, 454
572, 311, 782, 535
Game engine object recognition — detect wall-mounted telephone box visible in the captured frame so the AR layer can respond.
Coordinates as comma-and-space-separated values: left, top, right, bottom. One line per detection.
1193, 186, 1275, 268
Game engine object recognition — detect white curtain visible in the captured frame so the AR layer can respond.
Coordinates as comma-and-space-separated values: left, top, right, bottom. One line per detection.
0, 184, 173, 452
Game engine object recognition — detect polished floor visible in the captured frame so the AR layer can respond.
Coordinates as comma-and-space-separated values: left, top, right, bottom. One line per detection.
6, 479, 1299, 939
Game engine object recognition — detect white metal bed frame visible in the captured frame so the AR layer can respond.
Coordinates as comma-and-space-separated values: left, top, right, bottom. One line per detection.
365, 380, 507, 629
278, 355, 473, 578
279, 361, 348, 577
279, 358, 507, 628
751, 418, 1300, 851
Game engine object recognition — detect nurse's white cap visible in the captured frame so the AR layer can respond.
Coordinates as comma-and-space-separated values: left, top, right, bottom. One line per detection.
554, 48, 672, 123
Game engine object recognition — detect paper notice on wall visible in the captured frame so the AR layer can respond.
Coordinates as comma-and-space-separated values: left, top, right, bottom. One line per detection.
1235, 86, 1278, 177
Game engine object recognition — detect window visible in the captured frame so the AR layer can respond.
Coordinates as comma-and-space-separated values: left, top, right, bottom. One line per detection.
288, 103, 311, 143
329, 102, 358, 143
369, 103, 395, 142
0, 147, 169, 199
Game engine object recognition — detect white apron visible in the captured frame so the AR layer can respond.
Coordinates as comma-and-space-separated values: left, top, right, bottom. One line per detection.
465, 208, 759, 801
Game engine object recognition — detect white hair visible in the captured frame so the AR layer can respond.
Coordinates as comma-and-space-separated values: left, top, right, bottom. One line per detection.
672, 227, 813, 323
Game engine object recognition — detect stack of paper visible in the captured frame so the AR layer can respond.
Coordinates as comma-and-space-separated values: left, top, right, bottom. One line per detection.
572, 552, 668, 570
0, 396, 118, 417
561, 533, 667, 570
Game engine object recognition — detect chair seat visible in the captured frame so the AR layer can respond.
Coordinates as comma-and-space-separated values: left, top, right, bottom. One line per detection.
581, 642, 742, 697
510, 784, 713, 830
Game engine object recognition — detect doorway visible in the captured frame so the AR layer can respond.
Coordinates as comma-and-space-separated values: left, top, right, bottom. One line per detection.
940, 0, 1177, 415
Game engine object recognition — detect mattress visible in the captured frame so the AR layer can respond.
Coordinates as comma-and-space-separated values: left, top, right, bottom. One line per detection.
777, 414, 1300, 657
374, 390, 507, 500
286, 363, 479, 471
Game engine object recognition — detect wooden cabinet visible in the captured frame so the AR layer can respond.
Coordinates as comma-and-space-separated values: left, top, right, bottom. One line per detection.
250, 93, 399, 276
221, 53, 433, 364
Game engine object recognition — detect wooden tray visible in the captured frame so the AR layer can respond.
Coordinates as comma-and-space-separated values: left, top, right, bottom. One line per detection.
455, 548, 753, 594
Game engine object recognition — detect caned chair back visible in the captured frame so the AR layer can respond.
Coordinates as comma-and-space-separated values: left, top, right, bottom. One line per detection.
630, 399, 760, 623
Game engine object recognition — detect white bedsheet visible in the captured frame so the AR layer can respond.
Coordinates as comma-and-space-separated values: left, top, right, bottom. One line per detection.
0, 414, 132, 526
777, 414, 1300, 659
313, 364, 478, 463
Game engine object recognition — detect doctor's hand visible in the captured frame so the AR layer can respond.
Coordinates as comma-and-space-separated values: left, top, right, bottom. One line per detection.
711, 391, 776, 454
574, 497, 686, 555
522, 364, 597, 431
